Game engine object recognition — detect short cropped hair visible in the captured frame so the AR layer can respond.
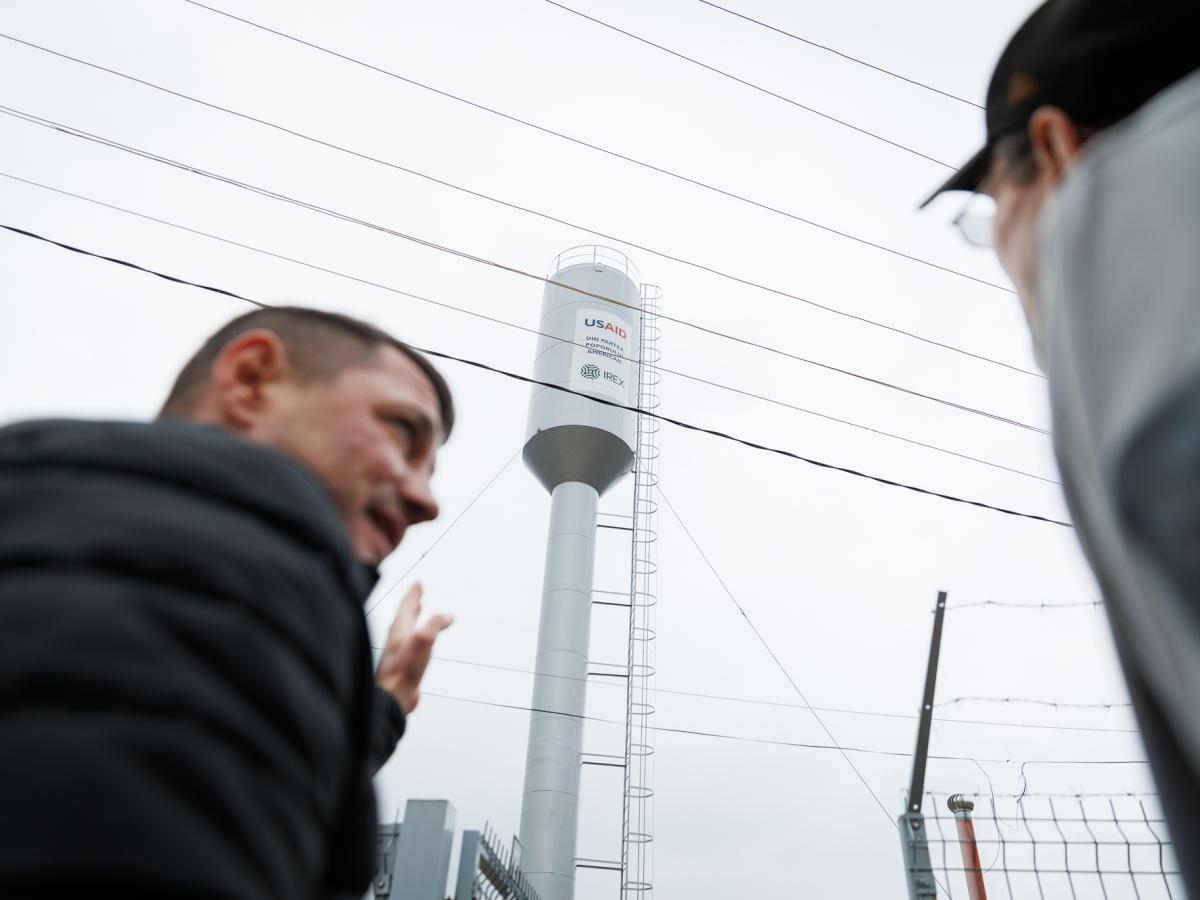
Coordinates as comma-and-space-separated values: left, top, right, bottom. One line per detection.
160, 306, 454, 438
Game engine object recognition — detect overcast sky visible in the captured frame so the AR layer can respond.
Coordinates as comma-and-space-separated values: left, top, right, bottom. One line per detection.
0, 1, 1172, 897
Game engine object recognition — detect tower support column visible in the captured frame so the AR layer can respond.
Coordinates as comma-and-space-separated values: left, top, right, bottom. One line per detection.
519, 480, 599, 900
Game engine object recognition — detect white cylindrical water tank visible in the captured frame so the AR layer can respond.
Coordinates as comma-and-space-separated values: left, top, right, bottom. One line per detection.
523, 246, 642, 495
518, 246, 644, 900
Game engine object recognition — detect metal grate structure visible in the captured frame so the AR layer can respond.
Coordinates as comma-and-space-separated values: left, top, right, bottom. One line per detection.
909, 793, 1182, 900
457, 825, 544, 900
619, 283, 663, 900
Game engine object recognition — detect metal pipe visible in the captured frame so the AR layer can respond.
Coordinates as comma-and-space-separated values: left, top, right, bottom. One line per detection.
948, 794, 988, 900
518, 481, 599, 900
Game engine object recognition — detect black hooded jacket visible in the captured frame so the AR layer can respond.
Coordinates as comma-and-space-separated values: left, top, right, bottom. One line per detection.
0, 419, 405, 900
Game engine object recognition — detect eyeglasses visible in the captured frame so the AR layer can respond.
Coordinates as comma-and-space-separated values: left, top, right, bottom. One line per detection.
952, 191, 997, 248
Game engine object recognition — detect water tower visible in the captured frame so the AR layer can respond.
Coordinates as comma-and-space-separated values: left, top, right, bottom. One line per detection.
519, 246, 643, 900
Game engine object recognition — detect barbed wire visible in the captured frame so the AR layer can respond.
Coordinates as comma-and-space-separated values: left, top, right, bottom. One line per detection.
931, 789, 1162, 800
946, 599, 1103, 611
936, 697, 1133, 712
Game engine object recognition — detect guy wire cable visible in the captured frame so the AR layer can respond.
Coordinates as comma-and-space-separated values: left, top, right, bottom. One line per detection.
659, 485, 895, 824
0, 170, 1060, 485
366, 447, 523, 616
178, 0, 1015, 293
0, 29, 1039, 376
0, 103, 1051, 437
0, 221, 1073, 527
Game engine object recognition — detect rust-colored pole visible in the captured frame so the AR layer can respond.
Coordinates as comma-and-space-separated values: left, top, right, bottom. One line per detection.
948, 795, 988, 900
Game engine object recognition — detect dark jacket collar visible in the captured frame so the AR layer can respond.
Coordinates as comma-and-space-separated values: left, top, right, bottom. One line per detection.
0, 418, 380, 603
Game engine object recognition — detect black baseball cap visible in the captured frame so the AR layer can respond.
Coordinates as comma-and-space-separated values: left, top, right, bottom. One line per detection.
921, 0, 1200, 207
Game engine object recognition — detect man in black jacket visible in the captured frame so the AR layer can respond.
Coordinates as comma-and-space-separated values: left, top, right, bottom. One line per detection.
0, 306, 455, 899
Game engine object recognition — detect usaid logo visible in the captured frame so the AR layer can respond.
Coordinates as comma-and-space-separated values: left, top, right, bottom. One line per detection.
584, 318, 628, 340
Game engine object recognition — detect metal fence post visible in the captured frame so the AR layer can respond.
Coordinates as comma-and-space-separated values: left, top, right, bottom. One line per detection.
899, 591, 948, 900
393, 800, 456, 900
455, 830, 483, 900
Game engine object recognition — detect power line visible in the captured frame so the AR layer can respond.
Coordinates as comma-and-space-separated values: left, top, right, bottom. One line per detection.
544, 1, 955, 169
178, 0, 1016, 293
0, 104, 1050, 437
365, 448, 523, 616
0, 29, 1038, 377
659, 486, 895, 825
0, 221, 1072, 527
0, 11, 1144, 834
417, 348, 1070, 525
655, 364, 1056, 481
0, 222, 264, 309
0, 171, 1058, 485
422, 654, 1138, 735
697, 1, 983, 109
419, 690, 1149, 767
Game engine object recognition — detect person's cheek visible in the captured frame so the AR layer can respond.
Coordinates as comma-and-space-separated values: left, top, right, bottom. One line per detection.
992, 196, 1032, 295
992, 199, 1015, 269
345, 426, 381, 495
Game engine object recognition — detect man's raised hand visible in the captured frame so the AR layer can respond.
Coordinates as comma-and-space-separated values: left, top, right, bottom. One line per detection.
375, 583, 453, 714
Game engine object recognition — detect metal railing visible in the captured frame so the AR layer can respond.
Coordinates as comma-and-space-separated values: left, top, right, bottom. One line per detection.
547, 244, 641, 286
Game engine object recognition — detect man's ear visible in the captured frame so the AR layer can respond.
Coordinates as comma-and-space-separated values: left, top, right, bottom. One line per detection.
1028, 106, 1085, 185
210, 329, 293, 431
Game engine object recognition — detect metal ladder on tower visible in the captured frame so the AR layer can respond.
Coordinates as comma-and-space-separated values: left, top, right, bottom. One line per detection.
620, 283, 662, 899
